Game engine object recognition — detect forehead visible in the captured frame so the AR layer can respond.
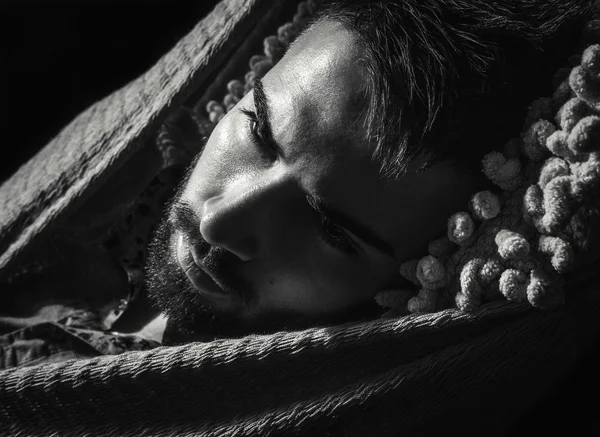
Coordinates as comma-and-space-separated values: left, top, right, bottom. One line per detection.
255, 23, 476, 259
257, 22, 408, 248
262, 20, 370, 166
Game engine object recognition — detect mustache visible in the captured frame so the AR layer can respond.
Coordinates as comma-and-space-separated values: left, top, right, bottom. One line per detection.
167, 200, 254, 303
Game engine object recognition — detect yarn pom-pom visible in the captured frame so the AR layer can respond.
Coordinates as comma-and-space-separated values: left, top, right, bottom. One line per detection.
253, 59, 274, 79
482, 152, 522, 191
573, 151, 600, 192
223, 94, 239, 111
306, 0, 321, 15
539, 157, 571, 189
448, 212, 475, 245
407, 289, 438, 313
527, 268, 565, 308
374, 289, 414, 309
523, 97, 554, 129
245, 70, 257, 88
416, 255, 446, 289
569, 65, 600, 105
277, 23, 298, 45
478, 259, 505, 286
546, 130, 573, 158
523, 184, 545, 224
249, 55, 274, 78
556, 97, 595, 133
495, 230, 530, 260
522, 120, 555, 161
209, 112, 225, 124
581, 44, 600, 79
582, 19, 600, 45
471, 191, 501, 220
264, 35, 286, 61
388, 17, 599, 316
539, 176, 576, 234
206, 100, 224, 114
226, 80, 245, 99
538, 235, 575, 273
428, 235, 455, 257
206, 100, 225, 124
293, 1, 312, 29
399, 259, 421, 286
568, 206, 595, 250
477, 260, 504, 302
248, 54, 264, 69
455, 291, 481, 312
460, 258, 485, 297
499, 269, 529, 302
553, 80, 575, 110
568, 115, 600, 154
296, 1, 312, 18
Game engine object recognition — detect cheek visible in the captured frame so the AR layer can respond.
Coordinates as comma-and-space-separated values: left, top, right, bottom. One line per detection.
254, 248, 392, 315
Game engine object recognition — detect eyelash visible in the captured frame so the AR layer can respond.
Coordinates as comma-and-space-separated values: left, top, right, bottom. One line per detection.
242, 109, 355, 256
318, 216, 356, 255
241, 109, 278, 161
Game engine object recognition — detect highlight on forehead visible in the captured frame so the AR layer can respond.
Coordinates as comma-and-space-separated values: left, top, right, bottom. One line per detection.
257, 19, 372, 157
280, 17, 396, 171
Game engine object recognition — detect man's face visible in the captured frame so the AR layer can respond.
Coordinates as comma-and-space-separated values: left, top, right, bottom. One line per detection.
146, 20, 480, 340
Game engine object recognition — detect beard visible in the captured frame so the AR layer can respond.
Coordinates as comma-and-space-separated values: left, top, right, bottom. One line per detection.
143, 154, 247, 343
143, 163, 262, 342
145, 228, 259, 344
144, 154, 381, 345
145, 216, 379, 344
145, 209, 381, 344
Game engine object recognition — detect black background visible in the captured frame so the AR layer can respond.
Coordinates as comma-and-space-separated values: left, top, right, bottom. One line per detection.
2, 0, 220, 183
1, 1, 598, 435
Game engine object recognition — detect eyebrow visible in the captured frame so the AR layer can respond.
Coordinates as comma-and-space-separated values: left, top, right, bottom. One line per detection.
253, 79, 395, 259
306, 194, 396, 258
252, 78, 285, 158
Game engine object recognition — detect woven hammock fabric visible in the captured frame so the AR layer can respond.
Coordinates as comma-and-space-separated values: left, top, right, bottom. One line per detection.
1, 293, 598, 437
1, 0, 600, 436
0, 0, 282, 275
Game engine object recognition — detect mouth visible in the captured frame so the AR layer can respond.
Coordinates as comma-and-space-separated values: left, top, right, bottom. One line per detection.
175, 232, 231, 301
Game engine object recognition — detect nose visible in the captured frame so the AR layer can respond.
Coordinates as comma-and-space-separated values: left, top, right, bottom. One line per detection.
199, 176, 287, 261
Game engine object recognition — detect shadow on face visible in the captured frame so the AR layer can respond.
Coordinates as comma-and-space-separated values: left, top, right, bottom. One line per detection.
145, 20, 486, 340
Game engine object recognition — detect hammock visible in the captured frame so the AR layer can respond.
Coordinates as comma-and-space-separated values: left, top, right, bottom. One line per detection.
1, 0, 599, 435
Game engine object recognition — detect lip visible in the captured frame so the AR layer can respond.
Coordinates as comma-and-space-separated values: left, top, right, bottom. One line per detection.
175, 232, 231, 300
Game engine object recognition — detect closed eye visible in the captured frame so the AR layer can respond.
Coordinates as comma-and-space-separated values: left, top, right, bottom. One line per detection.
306, 194, 361, 256
319, 214, 358, 255
241, 108, 279, 160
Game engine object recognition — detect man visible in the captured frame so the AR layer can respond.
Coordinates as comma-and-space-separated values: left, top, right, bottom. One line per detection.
0, 0, 592, 360
1, 3, 597, 435
142, 0, 592, 342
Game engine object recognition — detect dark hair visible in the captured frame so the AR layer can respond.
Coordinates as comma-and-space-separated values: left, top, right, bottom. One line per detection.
315, 0, 594, 178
